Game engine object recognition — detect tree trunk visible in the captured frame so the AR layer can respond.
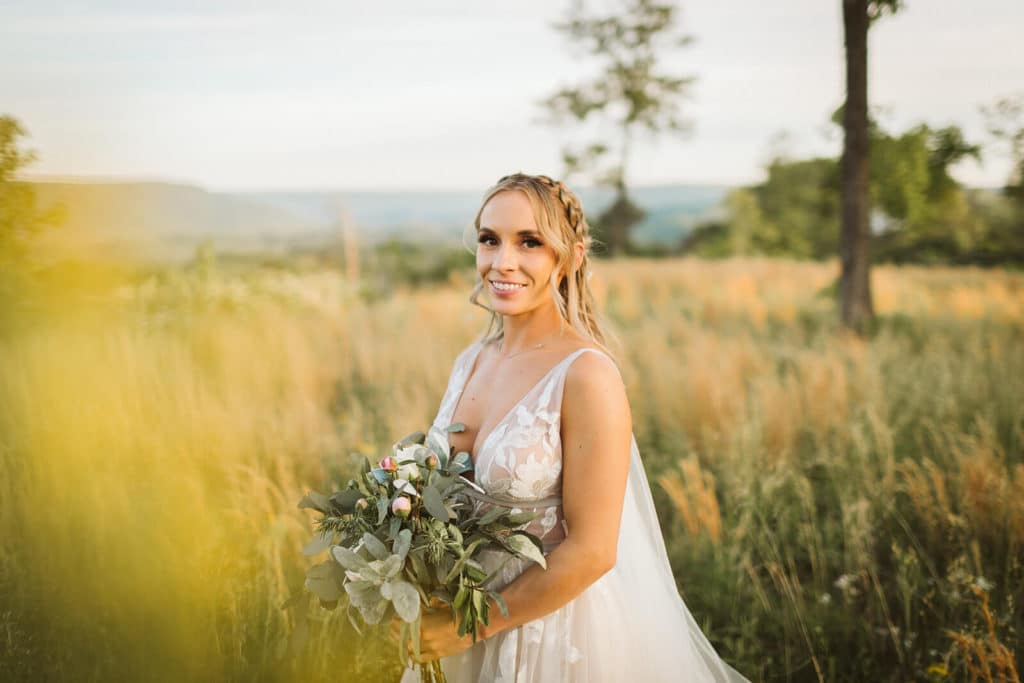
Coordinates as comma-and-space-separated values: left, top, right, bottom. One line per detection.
840, 0, 874, 331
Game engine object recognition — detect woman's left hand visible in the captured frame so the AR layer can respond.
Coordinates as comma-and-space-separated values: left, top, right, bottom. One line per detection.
388, 597, 477, 664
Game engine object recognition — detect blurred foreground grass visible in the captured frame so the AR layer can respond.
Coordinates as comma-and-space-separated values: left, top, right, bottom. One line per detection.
1, 257, 1022, 682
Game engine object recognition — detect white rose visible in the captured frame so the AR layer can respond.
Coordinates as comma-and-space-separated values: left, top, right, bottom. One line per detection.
397, 462, 421, 482
395, 444, 422, 463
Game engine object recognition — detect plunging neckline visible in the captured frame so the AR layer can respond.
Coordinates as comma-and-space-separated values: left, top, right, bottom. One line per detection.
447, 341, 589, 469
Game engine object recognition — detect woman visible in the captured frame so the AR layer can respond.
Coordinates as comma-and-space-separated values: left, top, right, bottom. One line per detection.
393, 173, 748, 682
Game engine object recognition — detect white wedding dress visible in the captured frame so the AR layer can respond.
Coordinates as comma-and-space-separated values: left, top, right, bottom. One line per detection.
400, 342, 748, 682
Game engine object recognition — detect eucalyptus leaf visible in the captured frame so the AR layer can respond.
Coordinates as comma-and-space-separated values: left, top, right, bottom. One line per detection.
432, 473, 456, 493
360, 533, 389, 561
363, 597, 389, 625
389, 580, 420, 622
490, 591, 509, 617
408, 549, 429, 583
345, 579, 382, 610
398, 430, 426, 447
388, 516, 401, 540
331, 545, 370, 572
297, 490, 331, 514
357, 563, 382, 583
369, 469, 390, 485
393, 529, 412, 562
465, 564, 487, 583
454, 586, 470, 610
445, 422, 466, 433
304, 560, 344, 602
503, 532, 547, 569
376, 498, 388, 524
504, 510, 539, 526
329, 488, 364, 513
302, 531, 333, 556
379, 554, 403, 580
422, 485, 450, 521
428, 445, 449, 468
444, 539, 488, 583
346, 602, 364, 636
479, 507, 506, 526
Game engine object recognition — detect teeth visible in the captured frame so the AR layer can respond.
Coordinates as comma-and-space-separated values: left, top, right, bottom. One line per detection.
492, 282, 525, 291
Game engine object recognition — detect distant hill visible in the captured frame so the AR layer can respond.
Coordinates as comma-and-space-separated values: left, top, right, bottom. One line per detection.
232, 185, 729, 247
28, 179, 729, 262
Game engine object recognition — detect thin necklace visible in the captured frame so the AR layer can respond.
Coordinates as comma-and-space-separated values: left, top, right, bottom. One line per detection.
497, 333, 560, 361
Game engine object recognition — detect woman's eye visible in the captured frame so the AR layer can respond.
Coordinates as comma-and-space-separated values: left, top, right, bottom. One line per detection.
477, 235, 497, 246
523, 238, 542, 248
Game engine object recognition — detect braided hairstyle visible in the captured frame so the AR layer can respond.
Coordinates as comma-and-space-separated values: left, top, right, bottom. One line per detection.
466, 172, 619, 359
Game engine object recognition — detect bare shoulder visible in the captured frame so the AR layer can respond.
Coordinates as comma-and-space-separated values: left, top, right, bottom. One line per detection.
565, 347, 622, 387
562, 347, 630, 426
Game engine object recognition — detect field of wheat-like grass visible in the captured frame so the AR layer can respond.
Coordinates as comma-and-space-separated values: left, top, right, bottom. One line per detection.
1, 257, 1021, 682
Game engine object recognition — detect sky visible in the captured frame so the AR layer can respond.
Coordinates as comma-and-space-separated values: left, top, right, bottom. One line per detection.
3, 0, 1022, 191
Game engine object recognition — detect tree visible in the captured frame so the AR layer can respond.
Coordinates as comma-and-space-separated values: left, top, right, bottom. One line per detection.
0, 115, 48, 265
980, 93, 1024, 261
542, 0, 695, 256
685, 117, 991, 265
983, 94, 1024, 204
0, 116, 61, 324
839, 0, 902, 332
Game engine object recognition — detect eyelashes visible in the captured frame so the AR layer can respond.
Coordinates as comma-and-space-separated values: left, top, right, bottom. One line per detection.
477, 234, 543, 248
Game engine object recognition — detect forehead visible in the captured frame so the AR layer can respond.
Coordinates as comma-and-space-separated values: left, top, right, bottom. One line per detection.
479, 190, 538, 231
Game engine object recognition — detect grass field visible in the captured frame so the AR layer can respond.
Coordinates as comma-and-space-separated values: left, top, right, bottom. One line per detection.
1, 257, 1021, 682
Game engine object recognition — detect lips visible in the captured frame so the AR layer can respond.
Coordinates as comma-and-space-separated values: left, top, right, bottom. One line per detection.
489, 280, 527, 294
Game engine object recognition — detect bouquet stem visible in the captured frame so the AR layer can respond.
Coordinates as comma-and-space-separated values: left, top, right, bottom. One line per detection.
419, 659, 447, 683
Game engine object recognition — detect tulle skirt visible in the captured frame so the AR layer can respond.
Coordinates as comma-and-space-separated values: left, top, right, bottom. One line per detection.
399, 547, 743, 682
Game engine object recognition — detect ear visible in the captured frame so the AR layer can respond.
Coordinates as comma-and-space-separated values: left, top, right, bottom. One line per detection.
573, 242, 585, 271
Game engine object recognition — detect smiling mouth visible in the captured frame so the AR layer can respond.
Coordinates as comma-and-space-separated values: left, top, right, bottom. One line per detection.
490, 281, 527, 292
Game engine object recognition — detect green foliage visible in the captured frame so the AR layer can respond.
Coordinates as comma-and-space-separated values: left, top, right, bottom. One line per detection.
542, 0, 695, 256
0, 115, 65, 334
0, 116, 60, 265
367, 239, 474, 295
686, 117, 1024, 265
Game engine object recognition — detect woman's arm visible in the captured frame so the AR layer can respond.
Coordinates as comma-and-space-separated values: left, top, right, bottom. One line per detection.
479, 351, 633, 639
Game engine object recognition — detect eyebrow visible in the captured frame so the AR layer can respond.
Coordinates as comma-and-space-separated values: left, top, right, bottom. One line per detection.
478, 227, 542, 237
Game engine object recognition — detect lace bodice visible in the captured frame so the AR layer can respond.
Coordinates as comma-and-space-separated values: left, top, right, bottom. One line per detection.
427, 342, 617, 554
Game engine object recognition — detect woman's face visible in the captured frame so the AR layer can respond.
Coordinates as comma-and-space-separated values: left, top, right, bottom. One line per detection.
477, 190, 561, 317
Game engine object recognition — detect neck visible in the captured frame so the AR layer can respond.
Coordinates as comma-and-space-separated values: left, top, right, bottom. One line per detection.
498, 300, 567, 353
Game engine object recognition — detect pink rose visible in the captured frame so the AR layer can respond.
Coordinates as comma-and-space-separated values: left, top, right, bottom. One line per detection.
391, 496, 412, 518
379, 456, 398, 472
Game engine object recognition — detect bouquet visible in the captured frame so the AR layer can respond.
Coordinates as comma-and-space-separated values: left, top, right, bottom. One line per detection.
298, 423, 548, 682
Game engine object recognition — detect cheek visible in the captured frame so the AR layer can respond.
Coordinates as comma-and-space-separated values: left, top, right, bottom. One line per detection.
530, 253, 559, 280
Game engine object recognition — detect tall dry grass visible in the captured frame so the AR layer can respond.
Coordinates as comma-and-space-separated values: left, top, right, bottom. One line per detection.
1, 256, 1022, 682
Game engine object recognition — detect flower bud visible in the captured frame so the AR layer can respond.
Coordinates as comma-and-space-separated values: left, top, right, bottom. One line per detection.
425, 454, 439, 470
379, 456, 397, 472
391, 496, 412, 518
355, 498, 369, 511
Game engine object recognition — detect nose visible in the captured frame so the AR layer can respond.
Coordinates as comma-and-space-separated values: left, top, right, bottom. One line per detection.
492, 241, 517, 272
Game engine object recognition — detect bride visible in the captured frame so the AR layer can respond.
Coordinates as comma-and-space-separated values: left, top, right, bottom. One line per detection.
392, 173, 748, 682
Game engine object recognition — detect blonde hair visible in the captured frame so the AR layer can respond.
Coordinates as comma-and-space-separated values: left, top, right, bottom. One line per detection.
464, 172, 620, 360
